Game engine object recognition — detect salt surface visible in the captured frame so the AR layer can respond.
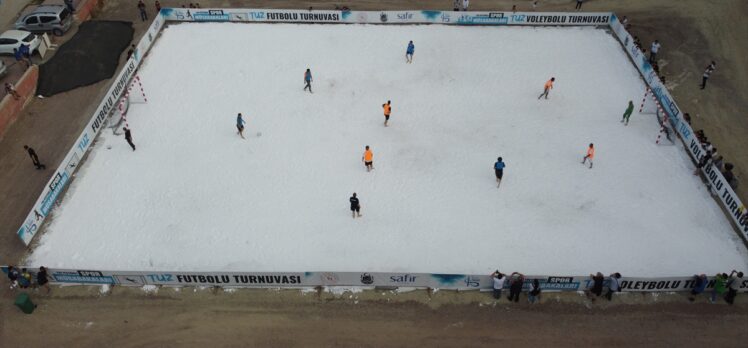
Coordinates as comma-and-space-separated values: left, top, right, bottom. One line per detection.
28, 23, 748, 276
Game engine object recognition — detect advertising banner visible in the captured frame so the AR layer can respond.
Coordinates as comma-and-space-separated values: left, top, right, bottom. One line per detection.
160, 8, 610, 26
609, 14, 748, 240
5, 267, 746, 293
17, 12, 167, 245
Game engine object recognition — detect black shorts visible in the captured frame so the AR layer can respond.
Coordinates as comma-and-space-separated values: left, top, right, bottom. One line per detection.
495, 169, 503, 179
237, 124, 244, 131
365, 161, 373, 166
385, 115, 390, 121
351, 205, 360, 212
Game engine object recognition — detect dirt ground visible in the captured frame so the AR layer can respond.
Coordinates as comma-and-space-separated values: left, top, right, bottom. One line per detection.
1, 0, 747, 345
2, 286, 747, 347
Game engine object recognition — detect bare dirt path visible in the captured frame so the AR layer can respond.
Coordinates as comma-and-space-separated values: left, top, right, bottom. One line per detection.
1, 0, 747, 345
2, 287, 747, 347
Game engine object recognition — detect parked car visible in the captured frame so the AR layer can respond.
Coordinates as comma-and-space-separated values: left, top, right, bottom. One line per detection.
0, 60, 7, 78
15, 5, 73, 36
0, 30, 41, 56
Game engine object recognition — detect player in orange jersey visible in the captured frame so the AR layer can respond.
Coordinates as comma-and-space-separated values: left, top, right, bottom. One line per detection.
362, 145, 374, 172
581, 143, 594, 169
383, 100, 392, 127
538, 77, 555, 100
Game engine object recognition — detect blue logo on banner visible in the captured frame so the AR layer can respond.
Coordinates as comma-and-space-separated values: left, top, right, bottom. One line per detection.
40, 172, 69, 216
421, 10, 441, 21
194, 10, 230, 21
457, 13, 508, 25
248, 11, 265, 20
431, 274, 465, 286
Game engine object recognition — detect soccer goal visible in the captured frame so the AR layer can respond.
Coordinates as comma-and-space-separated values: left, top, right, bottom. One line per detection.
108, 75, 148, 135
639, 88, 674, 145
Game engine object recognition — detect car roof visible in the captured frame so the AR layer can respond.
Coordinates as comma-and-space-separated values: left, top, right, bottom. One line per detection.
0, 30, 34, 40
19, 4, 66, 17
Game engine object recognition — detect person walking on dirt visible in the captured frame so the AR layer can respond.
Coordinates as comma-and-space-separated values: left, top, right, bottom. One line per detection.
494, 157, 505, 188
137, 1, 148, 21
491, 271, 505, 300
701, 61, 716, 90
303, 68, 313, 93
349, 193, 361, 218
123, 127, 136, 151
23, 145, 45, 170
581, 143, 594, 169
537, 77, 554, 100
236, 113, 246, 139
383, 100, 392, 127
621, 100, 634, 125
362, 146, 374, 172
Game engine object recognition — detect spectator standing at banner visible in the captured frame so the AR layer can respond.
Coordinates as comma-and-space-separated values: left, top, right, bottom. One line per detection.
453, 0, 460, 11
155, 1, 162, 13
18, 268, 32, 289
126, 44, 136, 59
575, 0, 584, 11
693, 149, 712, 175
649, 40, 660, 63
491, 271, 505, 300
701, 61, 716, 90
710, 272, 728, 303
462, 0, 470, 11
37, 266, 51, 293
508, 272, 524, 302
689, 274, 708, 302
589, 272, 605, 298
7, 265, 20, 290
724, 270, 744, 305
137, 1, 148, 21
528, 279, 541, 304
605, 272, 621, 301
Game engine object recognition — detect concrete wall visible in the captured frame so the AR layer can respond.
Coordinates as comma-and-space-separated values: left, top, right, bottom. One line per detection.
0, 65, 38, 140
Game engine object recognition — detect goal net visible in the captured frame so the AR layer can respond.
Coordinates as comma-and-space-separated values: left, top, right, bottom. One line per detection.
107, 75, 147, 135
